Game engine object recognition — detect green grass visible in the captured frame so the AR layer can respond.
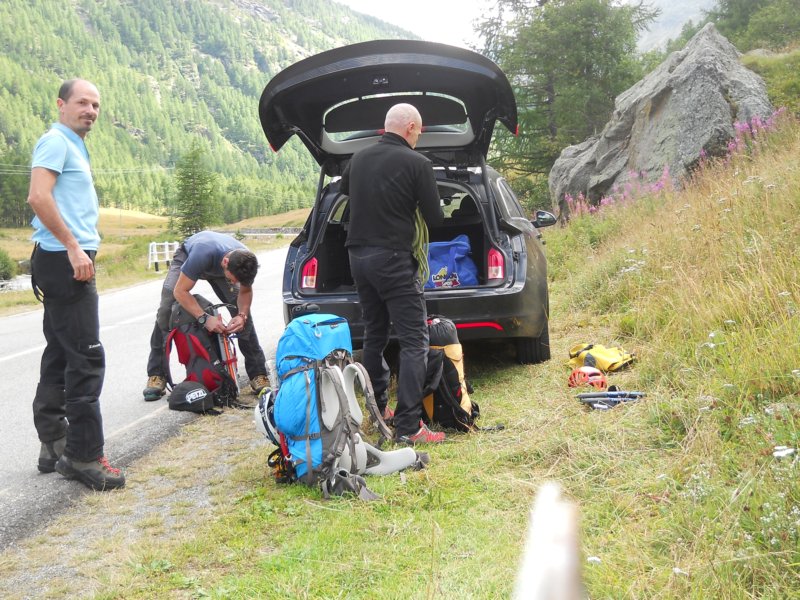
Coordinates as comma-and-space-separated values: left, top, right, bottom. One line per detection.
743, 47, 800, 118
112, 117, 800, 597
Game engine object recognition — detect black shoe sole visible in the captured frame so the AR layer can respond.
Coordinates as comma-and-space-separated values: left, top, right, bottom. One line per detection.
38, 458, 57, 473
143, 390, 165, 402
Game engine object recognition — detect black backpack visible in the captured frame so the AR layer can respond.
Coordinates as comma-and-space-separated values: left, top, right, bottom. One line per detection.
422, 316, 480, 431
164, 294, 239, 409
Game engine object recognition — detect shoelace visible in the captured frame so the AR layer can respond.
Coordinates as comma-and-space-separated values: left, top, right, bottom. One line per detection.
98, 456, 121, 476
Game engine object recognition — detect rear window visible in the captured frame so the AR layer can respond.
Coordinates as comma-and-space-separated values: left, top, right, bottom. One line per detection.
324, 93, 469, 142
495, 179, 525, 219
330, 198, 348, 224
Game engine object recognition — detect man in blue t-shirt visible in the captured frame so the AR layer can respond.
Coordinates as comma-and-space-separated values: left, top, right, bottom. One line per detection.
142, 230, 269, 401
27, 79, 125, 491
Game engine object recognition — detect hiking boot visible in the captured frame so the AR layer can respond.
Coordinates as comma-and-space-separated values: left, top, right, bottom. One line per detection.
395, 421, 445, 445
38, 436, 66, 473
382, 405, 395, 426
55, 455, 126, 491
250, 374, 270, 394
143, 375, 166, 401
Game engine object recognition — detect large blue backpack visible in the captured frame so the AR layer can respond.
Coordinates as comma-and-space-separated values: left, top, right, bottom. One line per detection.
272, 313, 422, 498
274, 314, 353, 484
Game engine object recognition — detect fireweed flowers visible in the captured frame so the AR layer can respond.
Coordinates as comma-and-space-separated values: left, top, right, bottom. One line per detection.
562, 165, 673, 217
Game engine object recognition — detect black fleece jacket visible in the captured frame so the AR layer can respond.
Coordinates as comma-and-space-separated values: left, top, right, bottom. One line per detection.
341, 132, 443, 252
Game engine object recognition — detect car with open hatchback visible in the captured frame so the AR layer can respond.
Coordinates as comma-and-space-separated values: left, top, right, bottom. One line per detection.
259, 40, 556, 363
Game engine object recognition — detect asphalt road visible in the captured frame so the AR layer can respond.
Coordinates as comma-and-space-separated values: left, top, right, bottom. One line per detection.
0, 246, 288, 550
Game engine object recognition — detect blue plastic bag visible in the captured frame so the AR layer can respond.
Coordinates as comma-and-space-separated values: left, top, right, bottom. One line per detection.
425, 235, 479, 288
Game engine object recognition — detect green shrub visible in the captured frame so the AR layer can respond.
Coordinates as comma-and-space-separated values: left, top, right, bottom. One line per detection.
0, 248, 17, 280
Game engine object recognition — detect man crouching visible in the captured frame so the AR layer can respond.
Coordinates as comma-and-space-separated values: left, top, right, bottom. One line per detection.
142, 230, 269, 401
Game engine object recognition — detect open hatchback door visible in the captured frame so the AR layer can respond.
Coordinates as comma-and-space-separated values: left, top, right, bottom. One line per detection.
259, 40, 517, 175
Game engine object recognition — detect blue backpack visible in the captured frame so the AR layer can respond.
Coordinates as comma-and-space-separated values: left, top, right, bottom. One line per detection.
272, 313, 424, 498
274, 314, 353, 484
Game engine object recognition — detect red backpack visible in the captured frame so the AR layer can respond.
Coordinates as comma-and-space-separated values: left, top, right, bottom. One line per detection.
164, 295, 239, 408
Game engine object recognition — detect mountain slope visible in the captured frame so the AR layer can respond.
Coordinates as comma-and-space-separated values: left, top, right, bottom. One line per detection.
0, 0, 415, 223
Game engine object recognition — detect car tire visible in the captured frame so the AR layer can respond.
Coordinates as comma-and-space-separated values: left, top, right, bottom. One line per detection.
516, 324, 551, 364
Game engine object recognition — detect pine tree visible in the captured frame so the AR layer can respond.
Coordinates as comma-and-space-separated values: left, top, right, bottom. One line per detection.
478, 0, 658, 176
172, 141, 220, 238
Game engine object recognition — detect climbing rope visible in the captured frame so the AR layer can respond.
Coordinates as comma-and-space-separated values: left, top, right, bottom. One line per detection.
413, 208, 430, 284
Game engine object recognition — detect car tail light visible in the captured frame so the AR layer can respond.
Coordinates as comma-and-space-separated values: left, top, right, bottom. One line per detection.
300, 258, 318, 290
487, 248, 505, 281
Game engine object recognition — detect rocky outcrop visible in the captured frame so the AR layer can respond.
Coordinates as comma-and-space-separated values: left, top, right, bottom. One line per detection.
548, 23, 773, 207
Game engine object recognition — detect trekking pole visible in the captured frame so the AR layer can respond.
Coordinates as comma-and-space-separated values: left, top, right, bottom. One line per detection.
221, 332, 240, 392
211, 302, 240, 392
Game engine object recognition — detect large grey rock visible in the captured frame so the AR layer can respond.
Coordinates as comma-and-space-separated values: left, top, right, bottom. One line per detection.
548, 23, 773, 208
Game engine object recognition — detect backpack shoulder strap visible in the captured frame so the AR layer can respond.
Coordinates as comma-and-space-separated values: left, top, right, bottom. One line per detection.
164, 328, 179, 387
343, 362, 393, 444
318, 365, 363, 477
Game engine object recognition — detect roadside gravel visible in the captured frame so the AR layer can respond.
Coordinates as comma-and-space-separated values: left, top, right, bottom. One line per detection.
0, 406, 266, 600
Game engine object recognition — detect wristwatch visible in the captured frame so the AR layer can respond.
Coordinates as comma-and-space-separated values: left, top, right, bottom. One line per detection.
196, 313, 208, 326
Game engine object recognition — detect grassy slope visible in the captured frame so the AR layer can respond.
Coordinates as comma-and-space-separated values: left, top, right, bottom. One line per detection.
743, 47, 800, 119
1, 119, 797, 598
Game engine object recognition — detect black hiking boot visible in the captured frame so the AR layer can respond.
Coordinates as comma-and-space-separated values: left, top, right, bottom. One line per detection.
38, 436, 66, 473
55, 455, 126, 491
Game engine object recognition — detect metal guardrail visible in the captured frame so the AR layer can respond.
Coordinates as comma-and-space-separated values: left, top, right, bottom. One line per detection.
0, 274, 31, 292
147, 241, 180, 271
146, 229, 300, 271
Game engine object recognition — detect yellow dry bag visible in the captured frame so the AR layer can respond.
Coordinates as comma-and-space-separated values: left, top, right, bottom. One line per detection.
568, 343, 635, 372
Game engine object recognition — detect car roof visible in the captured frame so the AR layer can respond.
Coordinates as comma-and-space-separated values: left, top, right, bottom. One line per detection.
259, 40, 517, 175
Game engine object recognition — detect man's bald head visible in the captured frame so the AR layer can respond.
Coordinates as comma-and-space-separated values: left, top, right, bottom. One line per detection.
384, 103, 423, 148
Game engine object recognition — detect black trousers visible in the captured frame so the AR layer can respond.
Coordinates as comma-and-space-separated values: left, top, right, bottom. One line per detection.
145, 246, 267, 380
348, 246, 428, 436
31, 248, 105, 462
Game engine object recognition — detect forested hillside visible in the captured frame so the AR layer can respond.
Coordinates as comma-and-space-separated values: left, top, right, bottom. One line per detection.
0, 0, 413, 226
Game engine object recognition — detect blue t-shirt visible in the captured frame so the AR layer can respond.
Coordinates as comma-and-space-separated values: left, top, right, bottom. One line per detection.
181, 231, 246, 281
30, 123, 100, 251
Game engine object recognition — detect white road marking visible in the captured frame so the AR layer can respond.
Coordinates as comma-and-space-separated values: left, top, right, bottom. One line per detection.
0, 313, 154, 364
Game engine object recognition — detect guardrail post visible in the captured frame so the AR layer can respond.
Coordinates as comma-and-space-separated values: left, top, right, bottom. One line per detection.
148, 241, 180, 271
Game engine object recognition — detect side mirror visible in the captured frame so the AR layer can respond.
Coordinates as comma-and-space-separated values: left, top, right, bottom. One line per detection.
532, 210, 557, 229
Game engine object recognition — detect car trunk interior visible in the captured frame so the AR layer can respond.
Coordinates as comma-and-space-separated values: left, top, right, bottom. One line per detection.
308, 181, 489, 293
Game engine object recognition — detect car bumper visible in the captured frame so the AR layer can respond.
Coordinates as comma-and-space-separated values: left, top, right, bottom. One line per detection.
283, 283, 547, 348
